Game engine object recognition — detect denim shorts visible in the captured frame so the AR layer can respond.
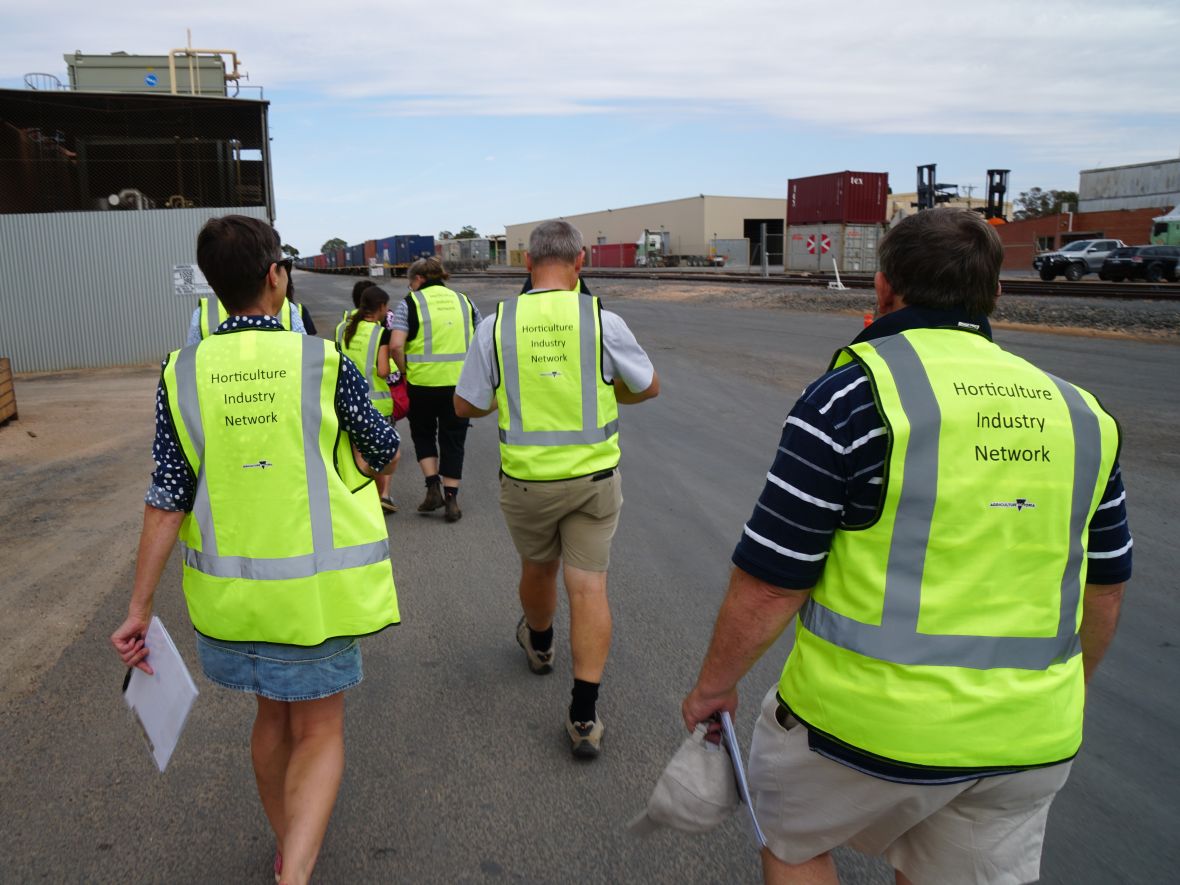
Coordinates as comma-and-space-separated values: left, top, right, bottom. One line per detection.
195, 633, 363, 702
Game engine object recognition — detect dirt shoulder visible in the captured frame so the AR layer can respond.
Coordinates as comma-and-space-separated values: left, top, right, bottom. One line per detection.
0, 366, 158, 704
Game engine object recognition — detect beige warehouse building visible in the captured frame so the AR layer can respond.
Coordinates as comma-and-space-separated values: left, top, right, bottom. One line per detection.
505, 195, 787, 267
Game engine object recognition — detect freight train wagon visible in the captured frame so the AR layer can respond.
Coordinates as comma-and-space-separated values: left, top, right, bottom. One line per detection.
300, 235, 436, 276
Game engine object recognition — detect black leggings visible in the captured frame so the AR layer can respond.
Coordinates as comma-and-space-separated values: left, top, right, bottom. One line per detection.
406, 384, 470, 480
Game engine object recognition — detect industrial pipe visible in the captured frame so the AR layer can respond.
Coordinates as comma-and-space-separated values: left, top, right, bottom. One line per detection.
167, 46, 244, 95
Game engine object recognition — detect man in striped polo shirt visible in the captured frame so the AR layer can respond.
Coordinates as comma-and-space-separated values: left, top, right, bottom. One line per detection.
682, 209, 1131, 885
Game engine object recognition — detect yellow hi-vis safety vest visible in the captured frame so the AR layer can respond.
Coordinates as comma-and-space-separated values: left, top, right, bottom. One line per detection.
404, 286, 475, 387
341, 319, 393, 417
779, 327, 1120, 767
162, 330, 399, 645
199, 297, 292, 340
493, 290, 619, 481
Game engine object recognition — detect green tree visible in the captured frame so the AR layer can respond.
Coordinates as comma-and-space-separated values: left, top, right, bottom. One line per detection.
1013, 188, 1079, 220
320, 237, 347, 253
454, 225, 480, 239
437, 229, 454, 240
281, 243, 300, 258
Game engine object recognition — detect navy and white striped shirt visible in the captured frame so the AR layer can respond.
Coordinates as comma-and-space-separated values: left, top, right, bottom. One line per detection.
735, 306, 1132, 782
733, 307, 1132, 590
735, 306, 1132, 783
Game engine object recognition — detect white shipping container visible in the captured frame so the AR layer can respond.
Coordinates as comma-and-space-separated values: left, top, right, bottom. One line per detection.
786, 223, 883, 273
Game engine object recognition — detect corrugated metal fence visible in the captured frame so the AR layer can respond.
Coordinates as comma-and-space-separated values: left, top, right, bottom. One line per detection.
0, 206, 268, 373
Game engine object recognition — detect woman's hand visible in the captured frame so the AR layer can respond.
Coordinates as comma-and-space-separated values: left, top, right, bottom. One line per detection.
111, 611, 154, 675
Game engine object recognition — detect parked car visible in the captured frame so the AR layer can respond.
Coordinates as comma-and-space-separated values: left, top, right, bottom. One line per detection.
1033, 239, 1125, 281
1099, 245, 1180, 282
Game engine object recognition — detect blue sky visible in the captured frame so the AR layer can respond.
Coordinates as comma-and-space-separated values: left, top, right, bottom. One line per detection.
3, 0, 1178, 255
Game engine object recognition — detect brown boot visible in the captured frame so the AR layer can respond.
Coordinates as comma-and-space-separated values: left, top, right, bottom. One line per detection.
418, 481, 444, 512
444, 493, 462, 523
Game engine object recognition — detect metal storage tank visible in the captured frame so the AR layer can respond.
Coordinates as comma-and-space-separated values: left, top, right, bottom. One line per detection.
0, 206, 269, 372
786, 223, 883, 273
787, 171, 888, 225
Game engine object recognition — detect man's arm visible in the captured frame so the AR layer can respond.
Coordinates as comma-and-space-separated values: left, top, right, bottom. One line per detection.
454, 394, 497, 418
681, 567, 811, 732
1080, 581, 1125, 683
613, 371, 659, 404
454, 315, 498, 418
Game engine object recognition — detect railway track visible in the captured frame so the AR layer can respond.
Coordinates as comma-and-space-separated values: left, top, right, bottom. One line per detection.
463, 267, 1180, 301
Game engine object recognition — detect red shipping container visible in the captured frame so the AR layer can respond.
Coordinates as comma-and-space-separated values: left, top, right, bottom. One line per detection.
335, 247, 346, 268
787, 171, 888, 225
364, 239, 377, 262
590, 242, 637, 268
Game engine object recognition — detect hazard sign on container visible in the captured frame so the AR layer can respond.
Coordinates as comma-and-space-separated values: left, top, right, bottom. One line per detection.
806, 234, 831, 255
173, 264, 214, 298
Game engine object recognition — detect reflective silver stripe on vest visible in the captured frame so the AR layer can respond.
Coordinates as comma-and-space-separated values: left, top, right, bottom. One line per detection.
498, 295, 619, 446
801, 333, 1099, 671
183, 539, 390, 580
175, 335, 389, 579
175, 343, 217, 557
406, 289, 470, 363
363, 322, 382, 397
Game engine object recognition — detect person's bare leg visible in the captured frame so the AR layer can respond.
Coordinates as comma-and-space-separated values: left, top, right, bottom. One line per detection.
277, 693, 346, 885
563, 564, 610, 682
376, 473, 390, 499
442, 476, 460, 490
762, 848, 839, 885
418, 456, 439, 479
252, 696, 292, 869
519, 558, 560, 630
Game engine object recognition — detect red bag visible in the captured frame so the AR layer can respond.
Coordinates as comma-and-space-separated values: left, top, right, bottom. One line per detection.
390, 377, 410, 421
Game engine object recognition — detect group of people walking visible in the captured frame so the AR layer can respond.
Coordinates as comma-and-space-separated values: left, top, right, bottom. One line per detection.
112, 212, 1130, 885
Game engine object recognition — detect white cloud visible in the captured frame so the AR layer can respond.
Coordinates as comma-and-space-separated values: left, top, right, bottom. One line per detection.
3, 0, 1176, 154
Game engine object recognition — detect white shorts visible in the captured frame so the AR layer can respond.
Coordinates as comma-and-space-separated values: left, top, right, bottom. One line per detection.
747, 688, 1072, 885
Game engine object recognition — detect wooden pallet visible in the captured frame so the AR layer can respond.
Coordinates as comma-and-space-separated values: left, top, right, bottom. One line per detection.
0, 358, 16, 426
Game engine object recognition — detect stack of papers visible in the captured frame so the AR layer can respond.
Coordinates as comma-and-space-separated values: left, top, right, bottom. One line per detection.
121, 616, 199, 772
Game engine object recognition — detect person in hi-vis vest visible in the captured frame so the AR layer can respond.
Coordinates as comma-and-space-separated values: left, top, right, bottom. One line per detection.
455, 220, 659, 759
681, 209, 1132, 885
340, 285, 400, 513
389, 257, 480, 522
185, 271, 305, 345
112, 215, 401, 885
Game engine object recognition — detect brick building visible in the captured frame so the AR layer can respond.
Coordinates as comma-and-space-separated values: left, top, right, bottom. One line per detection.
995, 207, 1167, 271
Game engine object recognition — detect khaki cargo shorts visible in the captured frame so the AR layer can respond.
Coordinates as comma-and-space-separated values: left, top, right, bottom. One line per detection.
747, 687, 1072, 884
498, 469, 623, 572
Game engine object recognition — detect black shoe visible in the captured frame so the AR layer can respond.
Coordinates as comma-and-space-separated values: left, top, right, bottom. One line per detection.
418, 483, 444, 512
444, 495, 462, 522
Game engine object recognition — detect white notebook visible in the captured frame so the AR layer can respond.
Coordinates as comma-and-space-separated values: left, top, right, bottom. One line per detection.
122, 616, 199, 772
